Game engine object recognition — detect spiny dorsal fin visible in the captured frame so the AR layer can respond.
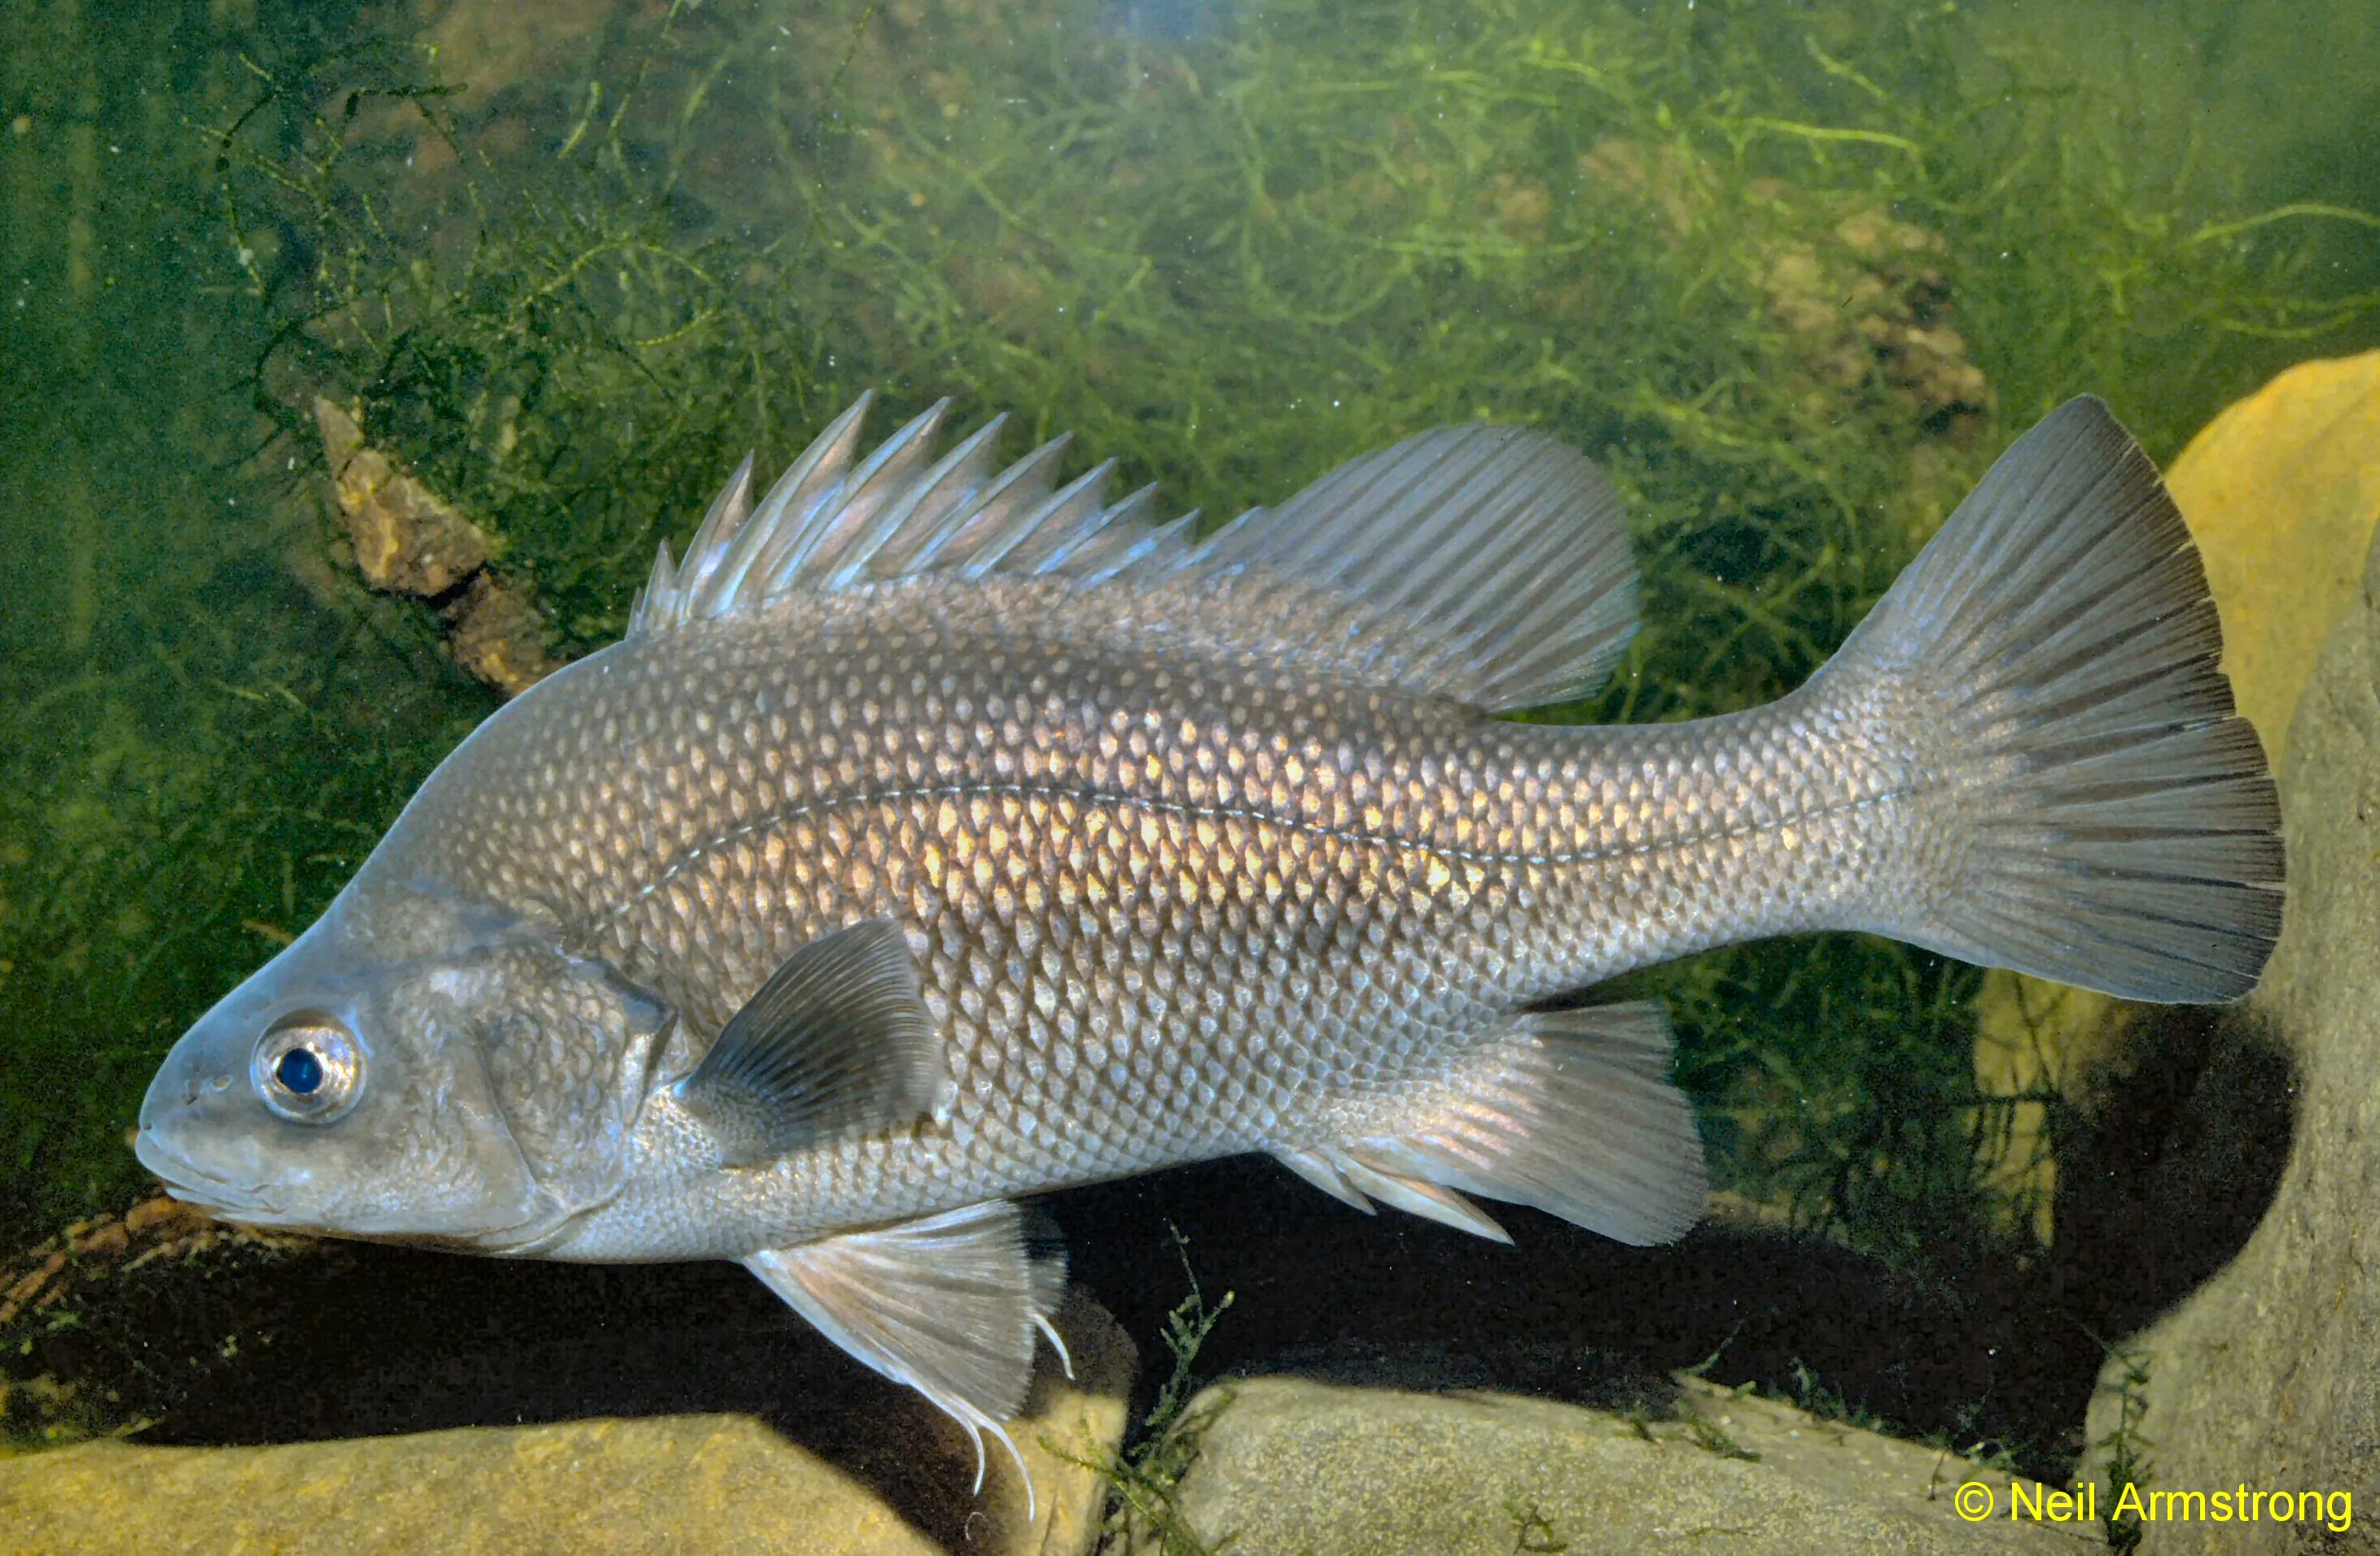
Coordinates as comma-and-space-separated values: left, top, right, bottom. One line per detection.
630, 396, 1641, 712
671, 918, 941, 1167
743, 1200, 1069, 1514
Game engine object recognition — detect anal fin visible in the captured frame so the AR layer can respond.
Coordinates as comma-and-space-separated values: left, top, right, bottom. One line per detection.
743, 1200, 1068, 1514
1279, 1003, 1707, 1248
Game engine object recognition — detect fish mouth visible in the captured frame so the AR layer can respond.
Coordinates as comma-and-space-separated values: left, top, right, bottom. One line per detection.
133, 1129, 300, 1226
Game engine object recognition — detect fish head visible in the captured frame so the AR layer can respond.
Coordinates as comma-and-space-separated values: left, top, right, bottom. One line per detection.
134, 882, 668, 1249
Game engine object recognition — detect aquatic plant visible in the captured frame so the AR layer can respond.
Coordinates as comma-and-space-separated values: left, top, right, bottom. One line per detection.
0, 0, 491, 1249
216, 35, 828, 656
1063, 1229, 1236, 1556
2, 0, 2373, 1292
2094, 1340, 2156, 1555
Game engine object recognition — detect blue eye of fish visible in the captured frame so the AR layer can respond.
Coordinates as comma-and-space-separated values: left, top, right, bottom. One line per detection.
274, 1046, 323, 1095
252, 1012, 364, 1123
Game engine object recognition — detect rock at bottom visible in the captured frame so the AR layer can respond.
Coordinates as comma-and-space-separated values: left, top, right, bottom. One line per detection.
1165, 1376, 2096, 1554
0, 1291, 1131, 1556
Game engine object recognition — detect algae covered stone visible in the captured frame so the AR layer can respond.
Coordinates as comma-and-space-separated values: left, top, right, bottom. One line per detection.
1161, 1375, 2095, 1554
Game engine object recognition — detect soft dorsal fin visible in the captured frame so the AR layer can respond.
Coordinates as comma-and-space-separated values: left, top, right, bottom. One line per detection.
671, 918, 942, 1167
1184, 423, 1641, 710
630, 396, 1641, 712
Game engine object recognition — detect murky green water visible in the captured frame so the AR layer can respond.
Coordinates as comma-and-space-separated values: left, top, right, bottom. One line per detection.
0, 0, 2373, 1497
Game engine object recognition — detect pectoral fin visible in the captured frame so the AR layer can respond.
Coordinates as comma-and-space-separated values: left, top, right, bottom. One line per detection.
743, 1200, 1069, 1510
672, 918, 942, 1166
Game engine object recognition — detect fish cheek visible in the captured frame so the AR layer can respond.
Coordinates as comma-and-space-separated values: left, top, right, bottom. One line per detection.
315, 1000, 549, 1241
471, 949, 671, 1217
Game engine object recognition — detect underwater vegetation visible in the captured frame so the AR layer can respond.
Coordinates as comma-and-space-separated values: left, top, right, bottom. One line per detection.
2, 0, 2376, 1407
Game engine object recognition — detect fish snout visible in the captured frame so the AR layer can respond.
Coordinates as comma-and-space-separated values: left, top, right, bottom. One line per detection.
140, 1041, 239, 1127
134, 1045, 284, 1219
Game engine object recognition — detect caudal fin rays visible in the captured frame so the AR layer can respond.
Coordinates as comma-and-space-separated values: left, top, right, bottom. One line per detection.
1816, 396, 2283, 1002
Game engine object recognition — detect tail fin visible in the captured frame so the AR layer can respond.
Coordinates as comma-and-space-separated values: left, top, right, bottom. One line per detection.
1821, 396, 2283, 1002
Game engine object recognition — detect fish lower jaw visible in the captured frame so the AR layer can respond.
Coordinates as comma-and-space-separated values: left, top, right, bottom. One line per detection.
133, 1130, 296, 1225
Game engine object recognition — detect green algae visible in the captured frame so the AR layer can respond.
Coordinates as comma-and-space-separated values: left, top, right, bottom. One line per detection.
1, 0, 2374, 1287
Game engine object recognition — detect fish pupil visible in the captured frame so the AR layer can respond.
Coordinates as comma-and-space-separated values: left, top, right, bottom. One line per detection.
274, 1046, 323, 1096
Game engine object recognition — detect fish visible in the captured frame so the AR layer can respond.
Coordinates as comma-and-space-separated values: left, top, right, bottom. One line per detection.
135, 392, 2282, 1496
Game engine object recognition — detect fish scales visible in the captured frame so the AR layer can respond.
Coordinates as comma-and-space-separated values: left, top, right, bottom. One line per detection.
137, 394, 2282, 1495
370, 573, 1893, 1256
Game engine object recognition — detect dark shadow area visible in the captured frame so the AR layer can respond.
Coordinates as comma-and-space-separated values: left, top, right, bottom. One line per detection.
136, 1248, 1003, 1548
2049, 1002, 2299, 1344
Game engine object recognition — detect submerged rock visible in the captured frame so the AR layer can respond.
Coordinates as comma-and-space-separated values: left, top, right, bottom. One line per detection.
0, 1291, 1133, 1556
2079, 431, 2380, 1552
311, 397, 563, 696
1160, 1375, 2093, 1554
315, 397, 494, 598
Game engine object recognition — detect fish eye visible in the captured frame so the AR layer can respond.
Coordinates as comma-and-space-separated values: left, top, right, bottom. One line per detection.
252, 1012, 364, 1124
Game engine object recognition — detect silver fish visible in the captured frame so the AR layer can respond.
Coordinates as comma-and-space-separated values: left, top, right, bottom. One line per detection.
136, 393, 2281, 1488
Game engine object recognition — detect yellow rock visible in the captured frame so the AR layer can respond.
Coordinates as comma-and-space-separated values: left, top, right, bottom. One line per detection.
1974, 350, 2380, 1239
0, 1294, 1132, 1556
313, 397, 493, 599
2165, 349, 2380, 771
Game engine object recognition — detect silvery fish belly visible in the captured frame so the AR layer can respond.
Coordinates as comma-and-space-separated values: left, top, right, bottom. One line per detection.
134, 392, 2282, 1487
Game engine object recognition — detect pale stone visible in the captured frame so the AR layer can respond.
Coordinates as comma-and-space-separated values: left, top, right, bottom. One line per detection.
1163, 1375, 2097, 1554
0, 1291, 1132, 1556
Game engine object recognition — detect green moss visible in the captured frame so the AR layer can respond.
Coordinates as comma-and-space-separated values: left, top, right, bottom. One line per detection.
1064, 1229, 1236, 1556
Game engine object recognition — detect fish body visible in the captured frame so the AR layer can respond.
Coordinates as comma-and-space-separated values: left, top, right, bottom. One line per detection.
136, 394, 2282, 1481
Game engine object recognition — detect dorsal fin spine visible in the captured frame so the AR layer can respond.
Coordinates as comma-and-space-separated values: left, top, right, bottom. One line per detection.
734, 393, 875, 603
672, 454, 759, 619
796, 400, 951, 584
1072, 509, 1201, 586
825, 414, 1007, 590
1033, 484, 1159, 576
959, 460, 1115, 580
907, 433, 1072, 574
629, 539, 677, 638
686, 454, 765, 620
